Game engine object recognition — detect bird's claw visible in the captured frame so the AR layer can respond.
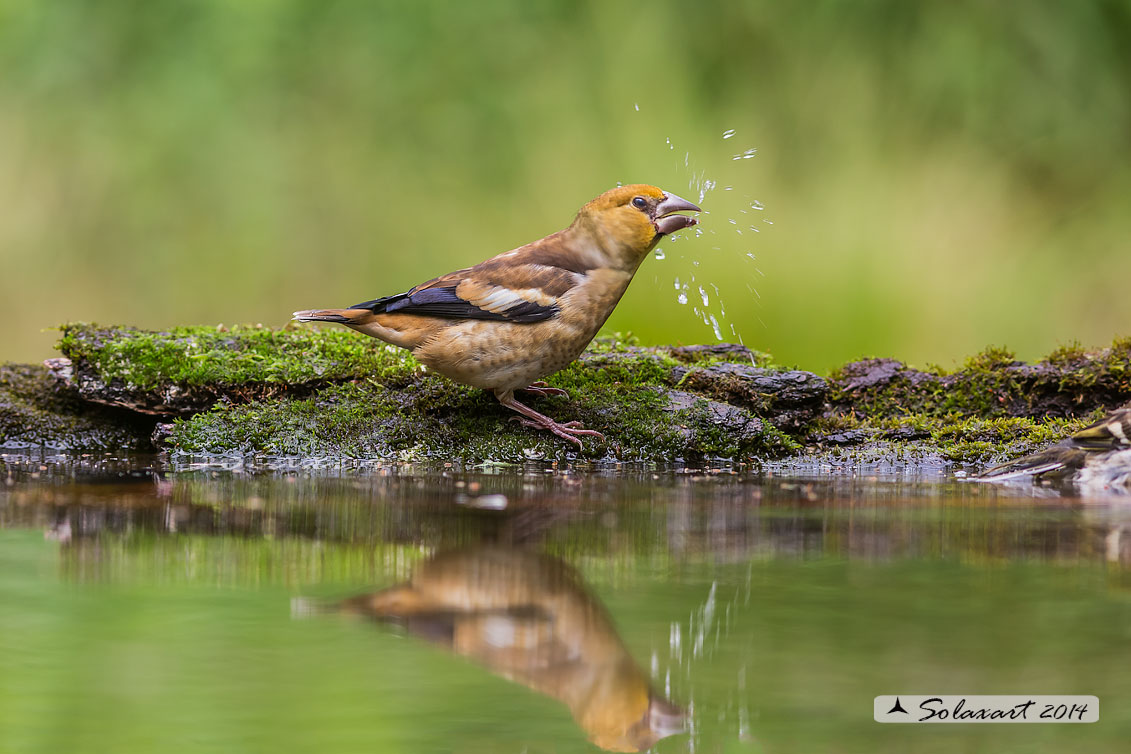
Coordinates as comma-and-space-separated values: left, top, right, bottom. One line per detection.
520, 381, 570, 399
509, 416, 605, 449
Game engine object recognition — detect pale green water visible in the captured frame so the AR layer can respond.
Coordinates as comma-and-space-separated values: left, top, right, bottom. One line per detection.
2, 453, 1130, 753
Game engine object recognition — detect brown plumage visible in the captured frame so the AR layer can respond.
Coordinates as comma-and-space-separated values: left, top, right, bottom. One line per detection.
294, 185, 700, 447
329, 547, 686, 752
977, 407, 1131, 483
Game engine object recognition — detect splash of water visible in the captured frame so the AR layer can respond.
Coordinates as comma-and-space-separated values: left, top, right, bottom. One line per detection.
708, 314, 722, 340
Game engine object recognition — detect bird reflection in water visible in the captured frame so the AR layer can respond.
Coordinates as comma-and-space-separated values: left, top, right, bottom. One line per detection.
325, 547, 685, 752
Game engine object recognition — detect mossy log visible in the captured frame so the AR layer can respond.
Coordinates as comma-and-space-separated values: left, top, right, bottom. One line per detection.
2, 324, 1129, 465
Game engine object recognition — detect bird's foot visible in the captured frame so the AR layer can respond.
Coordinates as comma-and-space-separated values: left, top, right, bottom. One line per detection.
520, 381, 570, 399
499, 394, 604, 449
509, 416, 605, 448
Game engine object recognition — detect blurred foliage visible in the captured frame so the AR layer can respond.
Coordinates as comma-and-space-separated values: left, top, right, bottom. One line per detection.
0, 0, 1129, 372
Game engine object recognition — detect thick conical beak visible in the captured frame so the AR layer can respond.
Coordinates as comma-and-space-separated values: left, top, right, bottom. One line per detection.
654, 192, 701, 235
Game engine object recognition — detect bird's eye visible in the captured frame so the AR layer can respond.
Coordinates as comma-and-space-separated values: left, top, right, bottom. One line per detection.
631, 196, 648, 210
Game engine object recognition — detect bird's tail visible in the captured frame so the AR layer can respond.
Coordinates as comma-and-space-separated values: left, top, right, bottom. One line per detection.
291, 304, 431, 350
292, 308, 374, 324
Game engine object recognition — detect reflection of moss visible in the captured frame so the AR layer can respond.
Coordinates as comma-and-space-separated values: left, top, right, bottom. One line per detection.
0, 364, 152, 450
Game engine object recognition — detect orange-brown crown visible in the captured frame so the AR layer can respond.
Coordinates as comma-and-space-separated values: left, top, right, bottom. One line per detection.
571, 185, 670, 267
582, 184, 667, 212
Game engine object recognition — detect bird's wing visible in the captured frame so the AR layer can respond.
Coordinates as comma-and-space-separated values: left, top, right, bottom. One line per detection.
975, 407, 1131, 481
1067, 408, 1131, 450
350, 240, 587, 324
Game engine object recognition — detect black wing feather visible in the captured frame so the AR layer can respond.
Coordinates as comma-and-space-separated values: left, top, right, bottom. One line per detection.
350, 286, 557, 323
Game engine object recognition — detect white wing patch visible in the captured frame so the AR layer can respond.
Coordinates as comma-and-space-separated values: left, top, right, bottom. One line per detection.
457, 280, 558, 314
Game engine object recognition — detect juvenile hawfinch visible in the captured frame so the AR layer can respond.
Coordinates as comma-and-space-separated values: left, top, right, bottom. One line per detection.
294, 184, 701, 447
977, 407, 1131, 489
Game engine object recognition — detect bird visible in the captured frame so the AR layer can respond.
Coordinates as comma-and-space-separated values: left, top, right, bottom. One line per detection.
304, 547, 686, 752
975, 407, 1131, 491
293, 184, 701, 448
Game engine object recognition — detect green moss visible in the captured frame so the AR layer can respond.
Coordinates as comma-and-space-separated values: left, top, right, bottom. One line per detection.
829, 339, 1130, 423
809, 411, 1098, 464
1045, 341, 1087, 366
57, 322, 419, 390
32, 323, 1131, 465
171, 373, 793, 464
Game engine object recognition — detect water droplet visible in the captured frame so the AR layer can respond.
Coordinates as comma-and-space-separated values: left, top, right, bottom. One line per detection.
709, 315, 723, 340
750, 200, 764, 211
728, 218, 738, 225
731, 148, 758, 160
665, 137, 673, 150
745, 252, 756, 261
699, 286, 709, 306
684, 152, 689, 167
722, 129, 736, 139
697, 178, 716, 204
634, 103, 640, 112
673, 277, 681, 290
692, 260, 700, 267
653, 248, 665, 260
764, 219, 774, 225
677, 292, 688, 305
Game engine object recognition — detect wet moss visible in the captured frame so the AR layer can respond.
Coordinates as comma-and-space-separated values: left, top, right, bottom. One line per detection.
808, 412, 1097, 464
169, 375, 795, 464
814, 336, 1131, 464
0, 364, 154, 450
14, 323, 1130, 466
829, 338, 1131, 422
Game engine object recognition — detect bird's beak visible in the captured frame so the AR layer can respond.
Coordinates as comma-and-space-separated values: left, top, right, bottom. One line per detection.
654, 192, 701, 235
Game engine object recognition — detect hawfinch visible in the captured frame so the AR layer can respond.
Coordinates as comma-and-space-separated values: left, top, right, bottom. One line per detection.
294, 184, 701, 447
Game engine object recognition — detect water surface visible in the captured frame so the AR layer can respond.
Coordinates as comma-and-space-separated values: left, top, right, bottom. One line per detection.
2, 452, 1129, 753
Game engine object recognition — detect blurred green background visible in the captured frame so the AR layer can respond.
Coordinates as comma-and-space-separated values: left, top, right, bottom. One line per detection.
1, 0, 1128, 373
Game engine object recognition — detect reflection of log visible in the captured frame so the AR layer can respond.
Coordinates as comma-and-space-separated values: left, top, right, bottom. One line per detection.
337, 547, 685, 753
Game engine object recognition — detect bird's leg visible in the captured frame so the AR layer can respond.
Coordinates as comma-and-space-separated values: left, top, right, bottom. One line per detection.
497, 392, 605, 449
519, 381, 570, 399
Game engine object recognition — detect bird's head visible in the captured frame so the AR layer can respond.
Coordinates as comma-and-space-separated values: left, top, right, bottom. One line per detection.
572, 184, 701, 269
